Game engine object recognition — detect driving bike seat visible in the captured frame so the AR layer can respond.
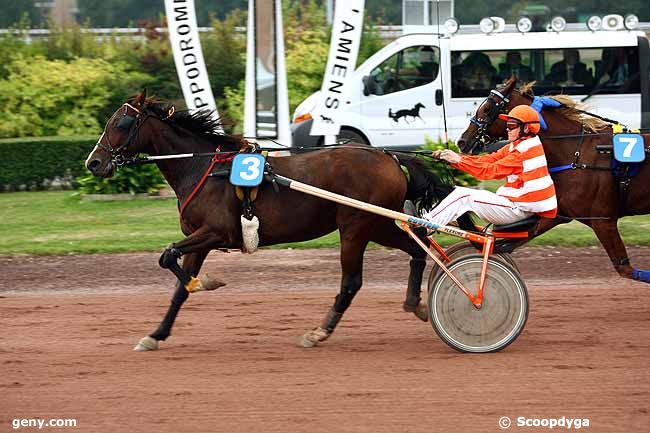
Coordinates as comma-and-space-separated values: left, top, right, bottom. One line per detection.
492, 215, 541, 233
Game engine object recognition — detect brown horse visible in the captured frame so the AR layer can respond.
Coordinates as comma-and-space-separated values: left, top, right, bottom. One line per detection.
85, 92, 474, 351
457, 76, 650, 282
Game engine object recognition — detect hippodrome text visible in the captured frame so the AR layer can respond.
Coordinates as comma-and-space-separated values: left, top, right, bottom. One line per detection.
167, 0, 214, 111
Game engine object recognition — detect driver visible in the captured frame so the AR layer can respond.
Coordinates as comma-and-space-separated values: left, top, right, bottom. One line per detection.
423, 105, 557, 228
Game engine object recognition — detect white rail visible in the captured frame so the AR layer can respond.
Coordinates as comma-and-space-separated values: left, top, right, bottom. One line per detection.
1, 24, 648, 40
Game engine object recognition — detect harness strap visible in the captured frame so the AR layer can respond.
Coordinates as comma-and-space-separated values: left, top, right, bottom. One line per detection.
179, 148, 235, 219
548, 164, 574, 173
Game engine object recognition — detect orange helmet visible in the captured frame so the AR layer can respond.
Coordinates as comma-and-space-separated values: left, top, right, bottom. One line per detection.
499, 105, 540, 134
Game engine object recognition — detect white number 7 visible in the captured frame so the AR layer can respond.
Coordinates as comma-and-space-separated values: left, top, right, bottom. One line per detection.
620, 137, 638, 158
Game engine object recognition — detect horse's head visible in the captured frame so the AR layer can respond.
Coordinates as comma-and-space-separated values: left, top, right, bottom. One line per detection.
85, 91, 160, 177
457, 75, 532, 154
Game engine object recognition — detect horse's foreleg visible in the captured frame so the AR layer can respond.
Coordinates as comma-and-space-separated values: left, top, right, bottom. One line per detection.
301, 238, 368, 348
158, 226, 225, 292
585, 219, 637, 280
134, 250, 209, 351
135, 227, 226, 351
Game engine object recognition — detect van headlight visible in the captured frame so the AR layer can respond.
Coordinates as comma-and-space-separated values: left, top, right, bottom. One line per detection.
602, 14, 624, 31
444, 18, 460, 35
479, 17, 495, 34
292, 92, 320, 124
549, 16, 566, 32
516, 16, 533, 33
624, 14, 639, 30
586, 15, 602, 31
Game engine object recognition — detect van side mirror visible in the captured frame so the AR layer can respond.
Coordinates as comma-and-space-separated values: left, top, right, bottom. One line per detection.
362, 75, 374, 96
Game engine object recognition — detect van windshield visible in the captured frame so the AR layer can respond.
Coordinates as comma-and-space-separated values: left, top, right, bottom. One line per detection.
451, 46, 640, 98
367, 45, 440, 96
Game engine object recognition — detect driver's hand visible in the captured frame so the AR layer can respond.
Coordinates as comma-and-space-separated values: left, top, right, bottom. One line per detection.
431, 149, 461, 164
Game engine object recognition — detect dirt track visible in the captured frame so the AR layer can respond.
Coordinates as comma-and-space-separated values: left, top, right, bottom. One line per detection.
1, 246, 650, 433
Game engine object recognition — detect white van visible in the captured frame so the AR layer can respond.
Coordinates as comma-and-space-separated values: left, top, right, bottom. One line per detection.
290, 27, 650, 149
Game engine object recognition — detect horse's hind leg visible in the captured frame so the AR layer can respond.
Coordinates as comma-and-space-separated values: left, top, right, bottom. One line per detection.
584, 219, 637, 280
301, 237, 368, 348
134, 250, 210, 351
371, 222, 429, 321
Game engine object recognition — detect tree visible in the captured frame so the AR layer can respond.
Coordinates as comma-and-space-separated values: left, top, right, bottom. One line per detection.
76, 0, 247, 27
0, 1, 41, 27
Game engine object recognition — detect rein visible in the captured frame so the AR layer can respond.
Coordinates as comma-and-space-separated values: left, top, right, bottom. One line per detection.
546, 126, 610, 174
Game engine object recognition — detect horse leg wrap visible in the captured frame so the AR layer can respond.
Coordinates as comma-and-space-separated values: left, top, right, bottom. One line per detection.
321, 308, 344, 333
632, 268, 650, 283
159, 247, 191, 286
300, 309, 341, 348
159, 247, 182, 268
185, 275, 227, 293
403, 258, 426, 311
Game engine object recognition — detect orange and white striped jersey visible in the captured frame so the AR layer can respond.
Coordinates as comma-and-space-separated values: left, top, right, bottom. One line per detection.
451, 135, 557, 218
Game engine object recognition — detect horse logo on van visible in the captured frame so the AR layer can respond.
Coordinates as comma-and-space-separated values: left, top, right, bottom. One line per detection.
388, 103, 426, 124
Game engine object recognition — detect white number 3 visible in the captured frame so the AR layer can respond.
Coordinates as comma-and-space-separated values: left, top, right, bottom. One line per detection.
240, 156, 261, 180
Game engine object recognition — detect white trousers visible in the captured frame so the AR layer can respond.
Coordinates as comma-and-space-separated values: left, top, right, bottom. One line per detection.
422, 186, 533, 227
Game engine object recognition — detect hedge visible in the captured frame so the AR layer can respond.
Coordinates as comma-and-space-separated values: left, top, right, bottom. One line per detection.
0, 136, 97, 189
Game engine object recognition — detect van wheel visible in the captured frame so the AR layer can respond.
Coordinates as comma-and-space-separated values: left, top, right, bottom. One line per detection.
337, 129, 368, 146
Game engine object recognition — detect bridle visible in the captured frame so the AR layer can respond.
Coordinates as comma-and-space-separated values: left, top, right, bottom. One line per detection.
467, 89, 511, 153
96, 103, 156, 167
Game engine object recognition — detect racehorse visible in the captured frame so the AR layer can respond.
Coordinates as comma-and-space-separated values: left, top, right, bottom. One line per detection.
85, 92, 474, 351
456, 76, 650, 282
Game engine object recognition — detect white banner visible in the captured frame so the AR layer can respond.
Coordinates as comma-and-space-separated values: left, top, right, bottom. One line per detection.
310, 0, 365, 137
164, 0, 221, 127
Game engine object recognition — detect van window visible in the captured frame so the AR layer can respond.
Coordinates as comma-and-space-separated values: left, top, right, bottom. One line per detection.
367, 45, 440, 96
451, 46, 640, 98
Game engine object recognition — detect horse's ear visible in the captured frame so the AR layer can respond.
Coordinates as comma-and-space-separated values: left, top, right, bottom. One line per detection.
136, 88, 147, 107
503, 74, 518, 94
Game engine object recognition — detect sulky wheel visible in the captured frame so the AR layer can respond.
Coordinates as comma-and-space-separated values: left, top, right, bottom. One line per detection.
428, 254, 528, 353
427, 241, 519, 292
435, 241, 518, 273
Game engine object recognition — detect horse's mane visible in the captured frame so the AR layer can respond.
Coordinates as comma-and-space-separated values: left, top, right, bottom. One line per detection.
517, 82, 609, 133
129, 96, 243, 151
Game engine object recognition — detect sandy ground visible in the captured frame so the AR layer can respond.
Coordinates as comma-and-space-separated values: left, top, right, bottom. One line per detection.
1, 246, 649, 433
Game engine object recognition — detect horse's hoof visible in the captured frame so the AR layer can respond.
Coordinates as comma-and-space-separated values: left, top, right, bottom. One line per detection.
403, 301, 429, 322
300, 327, 331, 348
133, 336, 159, 351
200, 274, 226, 291
414, 302, 429, 322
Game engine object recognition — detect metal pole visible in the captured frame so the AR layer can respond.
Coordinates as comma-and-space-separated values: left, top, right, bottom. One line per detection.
327, 0, 334, 24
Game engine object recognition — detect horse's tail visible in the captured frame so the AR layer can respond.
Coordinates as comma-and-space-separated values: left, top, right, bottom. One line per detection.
388, 108, 394, 119
392, 153, 475, 232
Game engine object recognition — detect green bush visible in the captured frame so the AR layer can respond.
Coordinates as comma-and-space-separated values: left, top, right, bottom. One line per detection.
421, 137, 479, 188
0, 56, 152, 138
76, 164, 167, 195
0, 136, 96, 189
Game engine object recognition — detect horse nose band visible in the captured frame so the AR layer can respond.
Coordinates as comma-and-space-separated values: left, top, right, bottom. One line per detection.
96, 103, 149, 167
467, 90, 511, 152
